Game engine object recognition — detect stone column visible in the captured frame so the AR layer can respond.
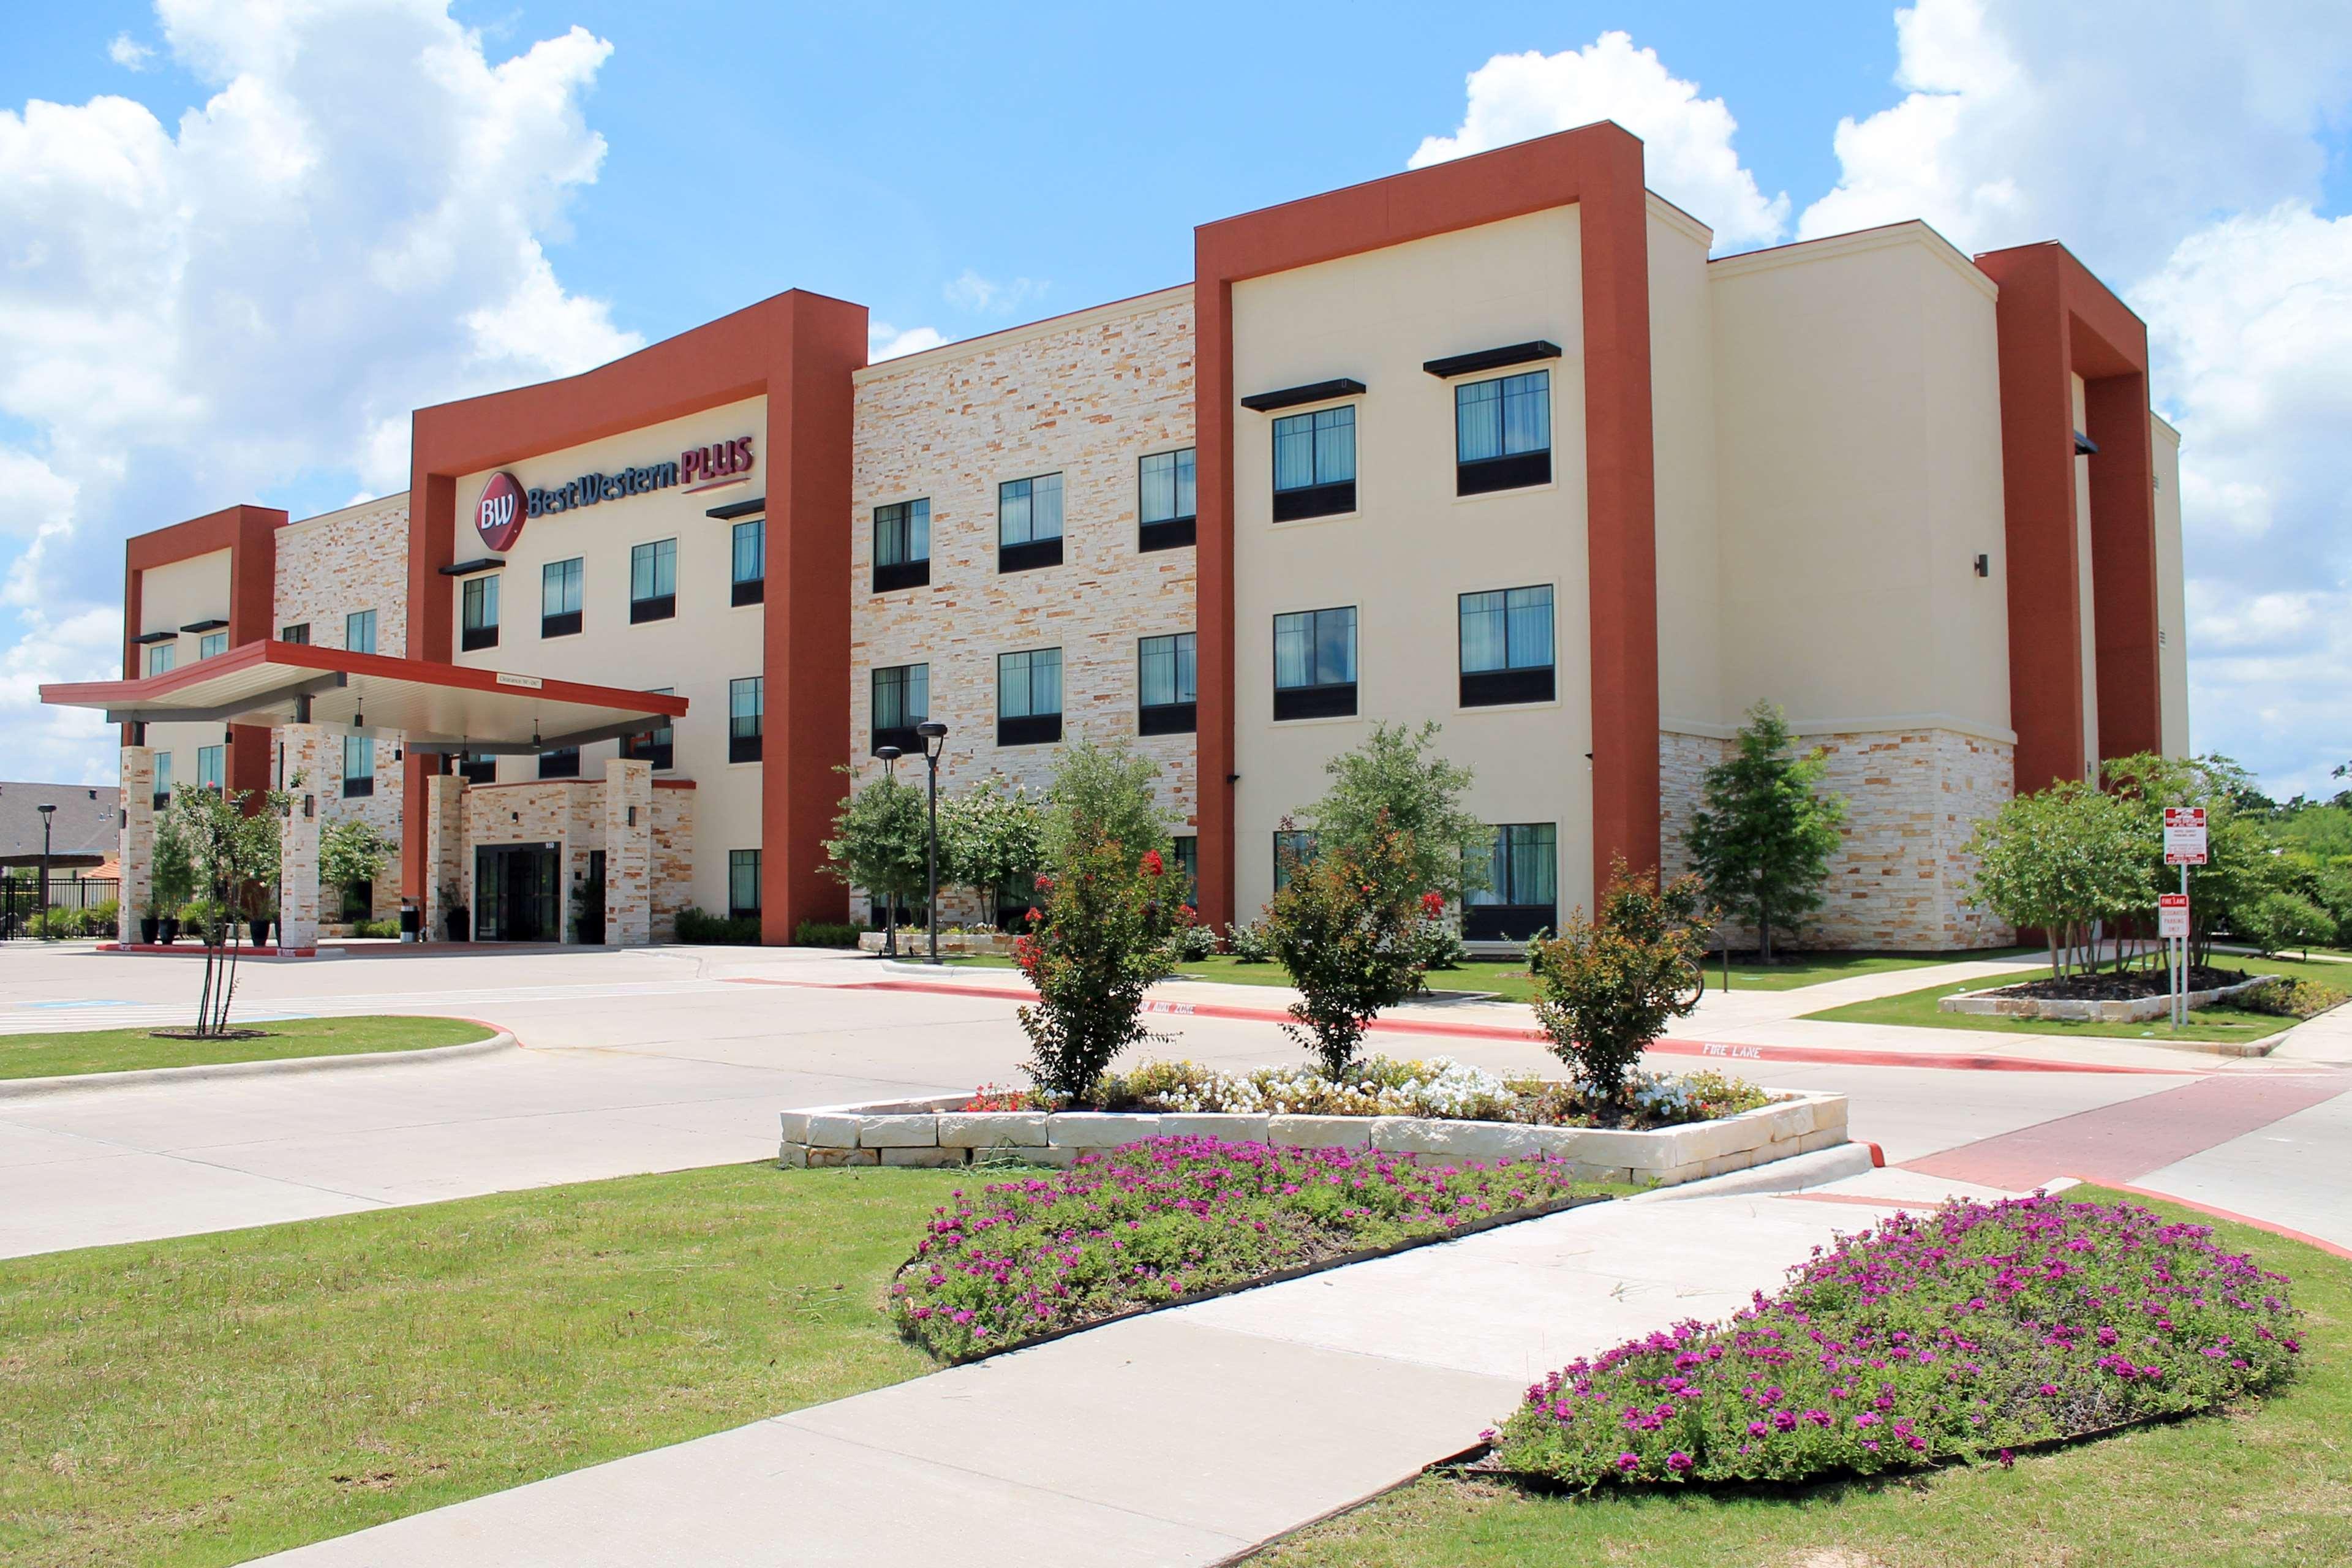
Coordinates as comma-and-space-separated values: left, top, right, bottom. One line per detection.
119, 744, 154, 937
278, 723, 337, 951
421, 770, 467, 941
604, 757, 652, 948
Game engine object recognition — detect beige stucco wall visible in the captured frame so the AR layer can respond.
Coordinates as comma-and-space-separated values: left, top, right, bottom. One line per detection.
1649, 196, 1722, 726
137, 549, 235, 808
2151, 415, 2190, 756
451, 395, 767, 921
847, 287, 1197, 922
1705, 223, 2012, 739
1229, 206, 1592, 924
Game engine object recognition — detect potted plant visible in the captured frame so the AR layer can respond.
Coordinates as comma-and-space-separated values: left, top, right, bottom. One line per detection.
246, 890, 275, 948
140, 887, 162, 946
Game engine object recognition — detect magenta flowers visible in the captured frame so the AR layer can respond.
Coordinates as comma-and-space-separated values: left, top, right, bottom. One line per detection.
892, 1136, 1595, 1361
1492, 1194, 2300, 1488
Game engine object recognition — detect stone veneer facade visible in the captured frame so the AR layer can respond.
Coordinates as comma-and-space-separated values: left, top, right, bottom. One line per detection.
1659, 726, 2016, 952
847, 286, 1197, 925
456, 767, 693, 943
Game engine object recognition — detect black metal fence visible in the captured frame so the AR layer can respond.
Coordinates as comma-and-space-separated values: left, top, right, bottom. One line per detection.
0, 876, 122, 940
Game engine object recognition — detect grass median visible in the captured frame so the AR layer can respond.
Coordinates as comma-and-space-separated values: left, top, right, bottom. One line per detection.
1799, 953, 2346, 1047
1253, 1185, 2351, 1567
0, 1162, 969, 1568
0, 1015, 494, 1080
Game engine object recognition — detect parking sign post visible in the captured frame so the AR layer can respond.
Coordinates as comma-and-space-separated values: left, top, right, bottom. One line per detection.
2161, 808, 2208, 1028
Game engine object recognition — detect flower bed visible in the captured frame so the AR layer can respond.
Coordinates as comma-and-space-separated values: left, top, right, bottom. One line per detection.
891, 1136, 1605, 1360
1091, 1058, 1774, 1130
1490, 1193, 2301, 1488
1939, 967, 2280, 1023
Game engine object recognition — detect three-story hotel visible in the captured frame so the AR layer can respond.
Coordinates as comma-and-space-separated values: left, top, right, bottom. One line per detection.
44, 122, 2190, 951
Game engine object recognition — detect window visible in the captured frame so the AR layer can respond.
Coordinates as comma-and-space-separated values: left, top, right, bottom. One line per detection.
151, 751, 173, 810
542, 557, 583, 638
998, 474, 1064, 573
997, 647, 1063, 745
1458, 584, 1556, 706
1172, 835, 1199, 907
731, 518, 766, 606
729, 676, 764, 763
458, 752, 497, 786
1272, 405, 1357, 521
147, 642, 176, 677
197, 744, 227, 794
281, 622, 310, 644
1465, 823, 1558, 941
1272, 606, 1358, 720
198, 631, 227, 660
1138, 633, 1197, 736
461, 573, 500, 652
1273, 829, 1318, 892
1455, 369, 1552, 494
345, 610, 377, 655
728, 849, 761, 920
630, 538, 677, 623
872, 663, 929, 755
341, 734, 374, 798
875, 499, 931, 592
1139, 448, 1196, 550
538, 746, 580, 780
624, 688, 673, 771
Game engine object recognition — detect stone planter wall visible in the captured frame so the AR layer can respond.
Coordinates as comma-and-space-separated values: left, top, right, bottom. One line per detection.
1939, 973, 2280, 1023
856, 930, 1019, 956
779, 1090, 1850, 1188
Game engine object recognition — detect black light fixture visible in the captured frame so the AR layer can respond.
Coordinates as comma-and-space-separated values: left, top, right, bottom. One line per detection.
876, 744, 903, 956
916, 722, 949, 965
35, 803, 55, 942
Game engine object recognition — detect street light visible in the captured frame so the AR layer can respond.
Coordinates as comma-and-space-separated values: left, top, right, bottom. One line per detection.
875, 745, 903, 957
916, 722, 948, 965
36, 803, 55, 942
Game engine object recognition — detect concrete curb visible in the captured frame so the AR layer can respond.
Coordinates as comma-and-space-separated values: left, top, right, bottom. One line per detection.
1627, 1140, 1877, 1202
0, 1029, 517, 1101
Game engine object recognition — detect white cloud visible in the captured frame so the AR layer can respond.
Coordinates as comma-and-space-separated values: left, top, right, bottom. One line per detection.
943, 269, 1046, 317
1409, 31, 1789, 249
0, 0, 636, 780
869, 321, 946, 361
107, 34, 156, 70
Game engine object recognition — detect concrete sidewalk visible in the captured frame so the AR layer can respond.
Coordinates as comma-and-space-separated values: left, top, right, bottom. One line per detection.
250, 1188, 1912, 1567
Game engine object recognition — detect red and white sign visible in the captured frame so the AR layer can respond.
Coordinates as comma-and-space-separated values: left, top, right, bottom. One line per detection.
2163, 806, 2209, 865
474, 471, 527, 552
2157, 892, 2190, 938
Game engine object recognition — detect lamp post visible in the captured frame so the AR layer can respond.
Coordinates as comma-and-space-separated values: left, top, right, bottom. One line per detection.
875, 745, 903, 957
916, 721, 948, 965
36, 803, 55, 942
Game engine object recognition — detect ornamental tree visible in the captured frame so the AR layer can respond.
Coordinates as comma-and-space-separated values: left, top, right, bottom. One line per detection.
1304, 721, 1491, 904
1043, 737, 1173, 875
2103, 752, 2293, 969
320, 816, 396, 919
940, 778, 1045, 922
1965, 780, 2152, 977
1682, 701, 1847, 962
1264, 815, 1424, 1077
1528, 861, 1715, 1110
822, 768, 928, 925
1013, 832, 1180, 1101
164, 782, 290, 1038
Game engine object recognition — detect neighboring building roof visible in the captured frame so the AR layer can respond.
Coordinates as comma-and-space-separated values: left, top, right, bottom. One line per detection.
0, 780, 119, 867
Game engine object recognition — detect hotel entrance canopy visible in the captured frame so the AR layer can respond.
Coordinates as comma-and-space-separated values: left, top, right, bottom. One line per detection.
41, 641, 689, 755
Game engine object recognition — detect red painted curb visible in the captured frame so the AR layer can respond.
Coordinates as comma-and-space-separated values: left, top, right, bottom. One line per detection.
2086, 1178, 2352, 1262
733, 974, 2205, 1078
1865, 1140, 1887, 1167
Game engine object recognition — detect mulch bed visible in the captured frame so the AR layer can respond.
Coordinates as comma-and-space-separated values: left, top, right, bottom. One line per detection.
1984, 966, 2253, 1003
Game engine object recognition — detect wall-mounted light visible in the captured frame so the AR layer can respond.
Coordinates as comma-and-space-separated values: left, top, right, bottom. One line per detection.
303, 794, 315, 819
1973, 553, 1990, 578
626, 805, 638, 827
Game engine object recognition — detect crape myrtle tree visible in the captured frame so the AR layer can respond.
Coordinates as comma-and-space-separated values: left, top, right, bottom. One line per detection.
1966, 780, 2151, 979
1528, 861, 1715, 1110
821, 767, 928, 933
165, 782, 290, 1037
1682, 701, 1847, 963
1303, 720, 1491, 905
939, 778, 1046, 927
1264, 815, 1425, 1077
1042, 737, 1174, 876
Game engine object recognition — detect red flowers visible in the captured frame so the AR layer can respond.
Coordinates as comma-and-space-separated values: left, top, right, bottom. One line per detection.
1141, 849, 1164, 877
1420, 890, 1446, 918
1034, 873, 1054, 892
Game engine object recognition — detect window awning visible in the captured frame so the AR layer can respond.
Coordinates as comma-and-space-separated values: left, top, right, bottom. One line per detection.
42, 641, 690, 756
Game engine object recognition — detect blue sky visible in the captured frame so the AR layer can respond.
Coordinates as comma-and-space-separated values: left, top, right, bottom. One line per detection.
2, 2, 2347, 794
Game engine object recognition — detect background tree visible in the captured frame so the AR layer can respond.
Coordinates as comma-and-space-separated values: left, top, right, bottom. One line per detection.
151, 811, 197, 920
1966, 780, 2152, 978
2105, 752, 2296, 969
939, 778, 1044, 924
1264, 816, 1423, 1077
1682, 702, 1848, 962
1042, 737, 1172, 874
320, 817, 396, 921
1528, 861, 1714, 1111
822, 769, 928, 932
1305, 720, 1490, 904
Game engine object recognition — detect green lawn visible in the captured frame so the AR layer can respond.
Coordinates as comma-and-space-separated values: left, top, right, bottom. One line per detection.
1253, 1185, 2351, 1567
944, 949, 2036, 1003
1800, 953, 2346, 1046
0, 1162, 967, 1568
0, 1014, 494, 1080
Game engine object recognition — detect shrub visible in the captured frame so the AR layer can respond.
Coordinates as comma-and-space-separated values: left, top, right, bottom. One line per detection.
1304, 720, 1493, 903
892, 1137, 1596, 1360
1683, 701, 1848, 962
1226, 920, 1273, 962
1410, 905, 1466, 977
1505, 1067, 1773, 1129
2240, 889, 2334, 957
1013, 835, 1180, 1101
349, 918, 401, 938
1493, 1194, 2301, 1488
674, 906, 762, 944
1529, 861, 1714, 1110
2240, 975, 2350, 1020
83, 898, 119, 937
1166, 918, 1218, 963
1266, 820, 1423, 1076
792, 919, 862, 948
28, 908, 85, 938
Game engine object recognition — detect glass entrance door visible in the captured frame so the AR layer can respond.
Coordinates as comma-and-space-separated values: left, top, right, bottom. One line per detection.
474, 843, 559, 941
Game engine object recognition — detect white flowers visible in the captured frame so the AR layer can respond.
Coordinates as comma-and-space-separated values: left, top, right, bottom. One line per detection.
1132, 1056, 1512, 1120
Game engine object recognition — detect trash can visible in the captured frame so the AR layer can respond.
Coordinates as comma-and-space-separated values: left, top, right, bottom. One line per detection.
399, 902, 421, 943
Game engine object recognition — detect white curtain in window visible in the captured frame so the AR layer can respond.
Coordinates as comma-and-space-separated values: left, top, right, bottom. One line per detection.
1031, 474, 1063, 540
1273, 614, 1312, 687
1141, 453, 1177, 524
1506, 584, 1554, 668
1460, 591, 1507, 673
1273, 416, 1316, 491
1315, 607, 1356, 683
1457, 380, 1503, 463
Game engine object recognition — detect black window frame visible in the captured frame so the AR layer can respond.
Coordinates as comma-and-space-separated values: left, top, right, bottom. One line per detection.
1272, 606, 1359, 721
874, 499, 931, 593
1463, 822, 1559, 942
1138, 448, 1197, 551
728, 848, 762, 921
729, 676, 764, 764
731, 517, 766, 607
1457, 584, 1558, 707
629, 538, 677, 624
458, 752, 497, 786
541, 557, 584, 639
997, 474, 1065, 574
279, 622, 310, 645
345, 609, 377, 656
623, 688, 674, 772
1137, 632, 1197, 736
996, 647, 1063, 747
340, 734, 374, 799
1273, 829, 1319, 892
461, 573, 500, 652
871, 662, 929, 756
537, 746, 580, 780
1271, 404, 1358, 522
1453, 369, 1553, 496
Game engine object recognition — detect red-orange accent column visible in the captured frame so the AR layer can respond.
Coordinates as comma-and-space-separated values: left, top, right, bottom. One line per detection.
1193, 275, 1238, 927
2085, 372, 2161, 760
401, 472, 458, 904
123, 504, 284, 808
